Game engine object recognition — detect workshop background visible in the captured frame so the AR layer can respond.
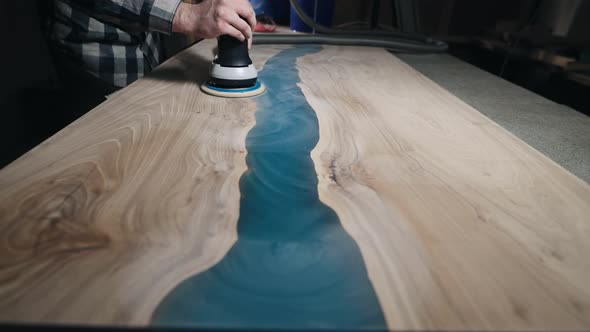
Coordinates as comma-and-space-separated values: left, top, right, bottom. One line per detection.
1, 0, 589, 169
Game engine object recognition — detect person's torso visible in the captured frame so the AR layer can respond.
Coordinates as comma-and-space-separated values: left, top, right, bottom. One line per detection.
48, 0, 161, 87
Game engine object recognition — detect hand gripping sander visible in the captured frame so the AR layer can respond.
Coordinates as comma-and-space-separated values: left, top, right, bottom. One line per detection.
201, 35, 265, 98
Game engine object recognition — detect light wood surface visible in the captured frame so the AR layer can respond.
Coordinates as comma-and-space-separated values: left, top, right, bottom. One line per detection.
0, 40, 284, 325
299, 46, 590, 330
0, 39, 589, 330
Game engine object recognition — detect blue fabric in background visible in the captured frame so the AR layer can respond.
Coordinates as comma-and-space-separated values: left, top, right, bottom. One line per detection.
250, 0, 290, 20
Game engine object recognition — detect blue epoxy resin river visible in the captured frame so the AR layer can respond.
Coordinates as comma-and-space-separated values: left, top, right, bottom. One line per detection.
152, 46, 387, 330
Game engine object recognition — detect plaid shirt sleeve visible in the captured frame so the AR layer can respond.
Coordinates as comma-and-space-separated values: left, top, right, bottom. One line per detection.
65, 0, 182, 33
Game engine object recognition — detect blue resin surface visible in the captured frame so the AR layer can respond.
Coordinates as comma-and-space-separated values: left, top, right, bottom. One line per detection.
152, 46, 387, 330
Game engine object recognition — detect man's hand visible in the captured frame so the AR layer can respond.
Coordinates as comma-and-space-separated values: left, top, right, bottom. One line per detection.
173, 0, 256, 46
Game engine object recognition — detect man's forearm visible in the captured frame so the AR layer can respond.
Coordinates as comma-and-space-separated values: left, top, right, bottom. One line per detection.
171, 2, 194, 34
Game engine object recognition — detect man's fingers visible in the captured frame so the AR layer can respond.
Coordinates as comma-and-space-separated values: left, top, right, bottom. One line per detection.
248, 36, 252, 49
236, 5, 256, 32
222, 23, 246, 42
228, 12, 252, 41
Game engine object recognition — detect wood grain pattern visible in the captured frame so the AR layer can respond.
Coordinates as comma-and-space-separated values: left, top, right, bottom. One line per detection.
0, 39, 589, 330
0, 40, 285, 325
299, 46, 590, 330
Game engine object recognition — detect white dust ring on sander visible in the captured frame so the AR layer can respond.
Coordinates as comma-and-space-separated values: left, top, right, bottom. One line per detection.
201, 81, 266, 98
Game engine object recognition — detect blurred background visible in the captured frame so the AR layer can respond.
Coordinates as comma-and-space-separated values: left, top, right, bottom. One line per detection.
1, 0, 589, 168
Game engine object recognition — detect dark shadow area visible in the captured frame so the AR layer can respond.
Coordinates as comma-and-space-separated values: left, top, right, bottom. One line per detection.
335, 0, 590, 116
0, 2, 59, 168
0, 1, 121, 168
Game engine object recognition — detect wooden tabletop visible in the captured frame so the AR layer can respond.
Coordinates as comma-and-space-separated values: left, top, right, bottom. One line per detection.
0, 39, 589, 330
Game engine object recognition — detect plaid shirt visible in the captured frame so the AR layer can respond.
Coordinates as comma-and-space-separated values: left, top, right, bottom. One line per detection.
48, 0, 182, 87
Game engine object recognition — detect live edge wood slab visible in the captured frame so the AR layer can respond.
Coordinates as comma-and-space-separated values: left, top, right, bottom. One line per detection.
0, 39, 589, 330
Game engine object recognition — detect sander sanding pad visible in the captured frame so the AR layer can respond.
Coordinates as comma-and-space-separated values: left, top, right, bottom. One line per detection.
201, 81, 266, 98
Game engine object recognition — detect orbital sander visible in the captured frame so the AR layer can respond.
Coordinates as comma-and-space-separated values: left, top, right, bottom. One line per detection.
201, 35, 265, 98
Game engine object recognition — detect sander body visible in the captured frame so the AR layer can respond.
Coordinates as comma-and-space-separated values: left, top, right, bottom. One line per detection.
201, 35, 265, 98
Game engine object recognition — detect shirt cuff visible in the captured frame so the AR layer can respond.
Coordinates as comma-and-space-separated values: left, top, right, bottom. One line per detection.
148, 0, 182, 33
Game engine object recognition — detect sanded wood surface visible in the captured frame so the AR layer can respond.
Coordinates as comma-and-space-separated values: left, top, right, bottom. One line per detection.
0, 39, 589, 330
0, 40, 285, 325
299, 47, 590, 329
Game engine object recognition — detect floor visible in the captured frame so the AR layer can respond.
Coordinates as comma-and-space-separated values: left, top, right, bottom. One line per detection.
399, 52, 590, 183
